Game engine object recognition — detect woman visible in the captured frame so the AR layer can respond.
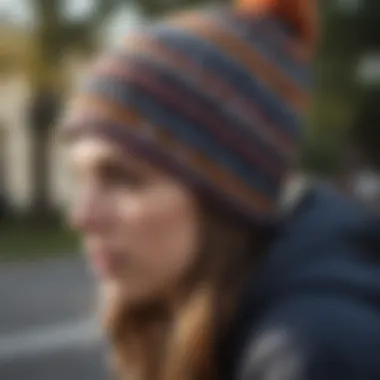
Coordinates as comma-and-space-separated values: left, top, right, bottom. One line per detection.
62, 1, 380, 379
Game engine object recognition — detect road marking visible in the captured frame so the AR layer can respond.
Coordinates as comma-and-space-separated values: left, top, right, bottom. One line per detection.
0, 317, 102, 363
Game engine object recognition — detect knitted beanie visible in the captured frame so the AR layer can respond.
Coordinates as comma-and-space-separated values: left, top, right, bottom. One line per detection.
64, 2, 314, 225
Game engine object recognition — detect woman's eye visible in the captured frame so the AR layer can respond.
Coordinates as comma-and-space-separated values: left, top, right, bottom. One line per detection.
100, 163, 143, 188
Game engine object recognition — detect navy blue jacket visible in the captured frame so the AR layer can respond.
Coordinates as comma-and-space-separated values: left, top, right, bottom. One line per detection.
219, 184, 380, 380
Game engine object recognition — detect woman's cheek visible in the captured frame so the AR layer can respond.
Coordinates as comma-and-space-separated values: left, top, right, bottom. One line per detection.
115, 183, 198, 274
114, 192, 159, 254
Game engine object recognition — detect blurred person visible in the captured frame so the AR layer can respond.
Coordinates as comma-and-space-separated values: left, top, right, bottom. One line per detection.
336, 90, 380, 208
349, 90, 380, 208
62, 1, 380, 380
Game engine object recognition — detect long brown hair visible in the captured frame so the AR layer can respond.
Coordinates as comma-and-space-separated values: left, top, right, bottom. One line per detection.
102, 199, 271, 380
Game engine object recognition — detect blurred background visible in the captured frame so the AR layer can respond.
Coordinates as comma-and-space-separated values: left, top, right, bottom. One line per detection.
0, 0, 379, 379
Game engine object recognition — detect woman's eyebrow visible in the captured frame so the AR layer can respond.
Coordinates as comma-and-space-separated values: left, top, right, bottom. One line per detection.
86, 145, 160, 180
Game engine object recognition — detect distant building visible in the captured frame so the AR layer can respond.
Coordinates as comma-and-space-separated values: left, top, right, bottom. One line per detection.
0, 8, 144, 213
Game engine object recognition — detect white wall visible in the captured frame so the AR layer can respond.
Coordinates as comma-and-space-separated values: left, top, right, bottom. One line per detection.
0, 60, 88, 212
0, 6, 145, 213
0, 74, 33, 211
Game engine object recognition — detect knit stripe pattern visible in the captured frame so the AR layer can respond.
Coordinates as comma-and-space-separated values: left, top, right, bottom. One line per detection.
64, 7, 312, 224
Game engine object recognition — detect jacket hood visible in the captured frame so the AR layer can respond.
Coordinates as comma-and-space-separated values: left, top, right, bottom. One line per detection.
256, 183, 380, 310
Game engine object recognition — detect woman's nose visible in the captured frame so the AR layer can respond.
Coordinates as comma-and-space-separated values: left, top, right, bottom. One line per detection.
69, 201, 91, 232
68, 195, 105, 233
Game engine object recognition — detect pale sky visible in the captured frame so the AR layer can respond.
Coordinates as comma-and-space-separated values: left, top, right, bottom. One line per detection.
1, 0, 96, 24
0, 0, 143, 44
0, 0, 35, 25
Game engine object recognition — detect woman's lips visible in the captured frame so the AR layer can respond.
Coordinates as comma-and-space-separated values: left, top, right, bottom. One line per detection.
89, 250, 122, 279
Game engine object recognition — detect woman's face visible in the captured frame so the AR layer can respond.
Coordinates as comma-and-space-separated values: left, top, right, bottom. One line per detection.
67, 137, 200, 305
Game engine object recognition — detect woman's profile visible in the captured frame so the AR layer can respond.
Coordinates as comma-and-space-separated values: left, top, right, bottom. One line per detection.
62, 0, 380, 379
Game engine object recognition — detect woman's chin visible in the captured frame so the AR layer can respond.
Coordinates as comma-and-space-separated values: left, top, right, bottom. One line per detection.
100, 279, 165, 309
99, 278, 126, 301
99, 279, 141, 305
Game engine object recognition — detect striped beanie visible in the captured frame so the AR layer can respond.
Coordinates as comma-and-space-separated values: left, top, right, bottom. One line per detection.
64, 2, 314, 225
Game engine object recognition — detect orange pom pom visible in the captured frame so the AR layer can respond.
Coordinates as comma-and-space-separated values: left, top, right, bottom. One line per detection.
235, 0, 277, 14
235, 0, 318, 47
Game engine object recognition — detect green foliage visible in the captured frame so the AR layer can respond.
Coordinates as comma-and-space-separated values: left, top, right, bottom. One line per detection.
301, 127, 346, 176
0, 216, 78, 261
350, 88, 380, 168
30, 0, 122, 86
302, 0, 376, 176
135, 0, 216, 17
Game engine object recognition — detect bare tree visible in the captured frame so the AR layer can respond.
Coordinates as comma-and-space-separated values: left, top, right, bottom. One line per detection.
27, 0, 121, 222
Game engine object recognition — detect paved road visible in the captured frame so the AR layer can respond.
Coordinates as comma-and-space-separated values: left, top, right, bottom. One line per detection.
0, 344, 108, 380
0, 257, 97, 334
0, 257, 109, 379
